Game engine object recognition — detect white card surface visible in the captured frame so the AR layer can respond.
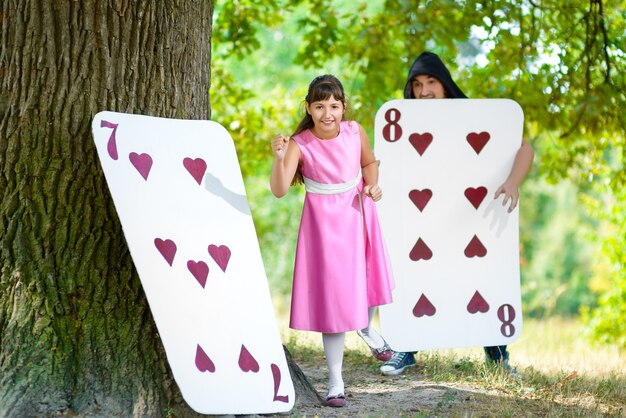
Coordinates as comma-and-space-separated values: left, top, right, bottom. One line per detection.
376, 99, 524, 352
91, 111, 294, 414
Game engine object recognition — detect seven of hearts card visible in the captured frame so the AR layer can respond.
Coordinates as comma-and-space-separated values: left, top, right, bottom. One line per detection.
91, 112, 294, 415
376, 99, 525, 352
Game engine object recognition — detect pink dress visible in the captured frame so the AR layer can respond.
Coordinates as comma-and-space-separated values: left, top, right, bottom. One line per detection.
289, 121, 394, 333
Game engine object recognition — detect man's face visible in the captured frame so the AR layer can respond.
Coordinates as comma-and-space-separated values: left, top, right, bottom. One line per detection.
412, 74, 446, 99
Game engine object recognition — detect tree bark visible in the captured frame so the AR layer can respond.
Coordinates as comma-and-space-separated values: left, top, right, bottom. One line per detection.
0, 1, 213, 416
284, 345, 324, 407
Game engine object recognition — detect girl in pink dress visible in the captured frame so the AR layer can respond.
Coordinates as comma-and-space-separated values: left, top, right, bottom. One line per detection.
270, 75, 394, 407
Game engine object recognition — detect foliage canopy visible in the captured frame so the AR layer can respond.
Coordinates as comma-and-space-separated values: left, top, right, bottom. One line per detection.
212, 0, 626, 347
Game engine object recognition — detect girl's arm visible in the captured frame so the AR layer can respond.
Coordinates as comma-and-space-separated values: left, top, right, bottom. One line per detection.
359, 124, 382, 202
270, 134, 301, 198
494, 139, 534, 212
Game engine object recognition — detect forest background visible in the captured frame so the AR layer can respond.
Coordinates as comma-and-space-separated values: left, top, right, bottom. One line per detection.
0, 0, 624, 416
211, 0, 625, 348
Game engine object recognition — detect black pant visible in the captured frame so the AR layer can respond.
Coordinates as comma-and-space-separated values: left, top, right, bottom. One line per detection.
404, 345, 508, 361
484, 345, 509, 362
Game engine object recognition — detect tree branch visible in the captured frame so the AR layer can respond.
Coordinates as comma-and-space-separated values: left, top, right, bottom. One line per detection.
595, 0, 612, 83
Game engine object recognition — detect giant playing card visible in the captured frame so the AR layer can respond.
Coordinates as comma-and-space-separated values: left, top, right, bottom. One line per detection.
376, 99, 524, 352
91, 112, 294, 414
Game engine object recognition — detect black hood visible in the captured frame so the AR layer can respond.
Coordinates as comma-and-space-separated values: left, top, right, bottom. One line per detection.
404, 51, 467, 99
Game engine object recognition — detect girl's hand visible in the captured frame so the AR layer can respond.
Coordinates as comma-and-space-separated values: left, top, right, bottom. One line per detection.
363, 184, 382, 202
271, 135, 290, 160
494, 179, 520, 213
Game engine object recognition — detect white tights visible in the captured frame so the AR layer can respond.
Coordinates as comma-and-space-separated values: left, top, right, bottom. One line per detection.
322, 307, 384, 398
322, 332, 345, 398
359, 306, 385, 348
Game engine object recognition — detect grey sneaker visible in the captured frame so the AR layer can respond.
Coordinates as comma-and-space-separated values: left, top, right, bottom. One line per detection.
501, 360, 522, 379
380, 351, 416, 376
487, 358, 522, 379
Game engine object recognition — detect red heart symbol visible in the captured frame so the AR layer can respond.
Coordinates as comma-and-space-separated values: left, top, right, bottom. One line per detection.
271, 364, 289, 403
464, 235, 487, 258
466, 131, 490, 154
208, 244, 231, 272
187, 260, 209, 288
129, 152, 153, 180
238, 345, 260, 373
183, 157, 207, 185
413, 294, 436, 317
195, 344, 216, 373
154, 238, 177, 266
409, 189, 432, 212
409, 132, 433, 156
467, 291, 490, 314
410, 238, 433, 261
464, 186, 488, 209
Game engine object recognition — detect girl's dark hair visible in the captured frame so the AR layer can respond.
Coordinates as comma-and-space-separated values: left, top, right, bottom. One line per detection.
291, 74, 348, 185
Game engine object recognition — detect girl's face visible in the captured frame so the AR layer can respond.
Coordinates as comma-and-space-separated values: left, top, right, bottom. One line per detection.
306, 95, 345, 139
412, 74, 446, 99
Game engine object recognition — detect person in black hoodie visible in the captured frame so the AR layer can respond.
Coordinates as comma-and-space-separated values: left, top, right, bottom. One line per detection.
379, 51, 533, 377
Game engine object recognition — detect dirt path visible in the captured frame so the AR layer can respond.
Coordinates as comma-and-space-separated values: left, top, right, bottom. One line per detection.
290, 364, 496, 417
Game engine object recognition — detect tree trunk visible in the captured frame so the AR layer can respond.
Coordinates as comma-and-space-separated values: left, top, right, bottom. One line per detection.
283, 345, 324, 407
0, 1, 213, 416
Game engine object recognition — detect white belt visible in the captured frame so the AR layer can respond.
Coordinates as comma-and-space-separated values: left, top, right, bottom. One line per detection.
303, 174, 362, 195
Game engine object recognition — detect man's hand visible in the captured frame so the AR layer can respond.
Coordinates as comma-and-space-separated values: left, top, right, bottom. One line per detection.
494, 180, 519, 213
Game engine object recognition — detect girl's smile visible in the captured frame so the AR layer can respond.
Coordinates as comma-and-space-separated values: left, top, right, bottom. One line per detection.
306, 95, 345, 139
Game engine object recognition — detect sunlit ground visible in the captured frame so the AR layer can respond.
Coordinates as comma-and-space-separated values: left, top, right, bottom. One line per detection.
502, 316, 624, 376
277, 314, 625, 377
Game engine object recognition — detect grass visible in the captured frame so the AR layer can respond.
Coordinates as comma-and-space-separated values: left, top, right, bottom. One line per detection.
280, 316, 625, 416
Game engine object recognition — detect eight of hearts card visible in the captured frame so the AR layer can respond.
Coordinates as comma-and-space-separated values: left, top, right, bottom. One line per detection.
91, 112, 294, 415
375, 99, 524, 352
